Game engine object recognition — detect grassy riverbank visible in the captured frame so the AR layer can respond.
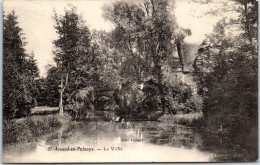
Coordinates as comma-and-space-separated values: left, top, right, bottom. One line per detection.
158, 113, 203, 127
3, 114, 71, 144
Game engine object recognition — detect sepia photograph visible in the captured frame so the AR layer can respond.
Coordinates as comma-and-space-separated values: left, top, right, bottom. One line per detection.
2, 0, 258, 163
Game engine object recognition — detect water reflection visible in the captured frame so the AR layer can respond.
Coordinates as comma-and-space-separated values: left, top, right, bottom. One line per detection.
3, 121, 213, 163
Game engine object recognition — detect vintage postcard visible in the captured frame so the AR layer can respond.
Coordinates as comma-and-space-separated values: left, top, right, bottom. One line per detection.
2, 0, 258, 163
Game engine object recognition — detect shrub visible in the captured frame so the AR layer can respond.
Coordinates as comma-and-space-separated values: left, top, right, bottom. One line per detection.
165, 82, 203, 114
67, 87, 95, 120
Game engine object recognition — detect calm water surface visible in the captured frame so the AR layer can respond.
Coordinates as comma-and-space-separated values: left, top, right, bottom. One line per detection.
3, 121, 216, 163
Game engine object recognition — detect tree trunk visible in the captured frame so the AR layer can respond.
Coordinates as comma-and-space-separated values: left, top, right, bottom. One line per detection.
156, 64, 167, 114
243, 0, 252, 44
176, 41, 184, 71
59, 91, 63, 115
59, 73, 69, 115
159, 85, 166, 114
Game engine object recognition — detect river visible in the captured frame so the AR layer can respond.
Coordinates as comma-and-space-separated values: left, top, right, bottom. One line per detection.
2, 121, 235, 163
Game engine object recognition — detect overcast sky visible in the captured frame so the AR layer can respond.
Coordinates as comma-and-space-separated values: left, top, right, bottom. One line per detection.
4, 0, 232, 77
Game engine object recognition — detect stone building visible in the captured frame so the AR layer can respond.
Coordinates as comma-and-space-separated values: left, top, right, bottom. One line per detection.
164, 42, 200, 95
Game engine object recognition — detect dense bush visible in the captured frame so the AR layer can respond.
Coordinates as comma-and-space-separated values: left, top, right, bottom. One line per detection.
66, 87, 95, 120
165, 82, 203, 114
65, 77, 203, 121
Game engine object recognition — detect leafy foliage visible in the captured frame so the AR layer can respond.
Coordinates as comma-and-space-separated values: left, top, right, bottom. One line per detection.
192, 0, 258, 160
3, 11, 39, 119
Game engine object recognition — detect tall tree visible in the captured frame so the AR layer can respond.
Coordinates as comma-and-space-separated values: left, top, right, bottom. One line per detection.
103, 0, 186, 113
53, 6, 91, 115
233, 0, 258, 45
192, 0, 258, 160
3, 11, 39, 118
